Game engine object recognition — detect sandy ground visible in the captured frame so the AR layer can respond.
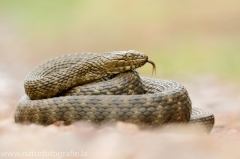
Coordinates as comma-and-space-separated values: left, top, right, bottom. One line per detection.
1, 74, 240, 159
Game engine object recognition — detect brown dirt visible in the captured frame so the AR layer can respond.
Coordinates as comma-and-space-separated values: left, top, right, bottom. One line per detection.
1, 74, 240, 159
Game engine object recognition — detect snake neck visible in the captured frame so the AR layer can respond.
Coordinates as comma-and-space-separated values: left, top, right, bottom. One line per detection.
25, 61, 102, 100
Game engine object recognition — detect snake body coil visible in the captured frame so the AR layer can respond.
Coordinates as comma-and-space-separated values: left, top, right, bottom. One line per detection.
15, 50, 214, 132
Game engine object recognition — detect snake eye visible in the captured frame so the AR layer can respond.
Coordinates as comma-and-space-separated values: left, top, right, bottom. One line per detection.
126, 53, 132, 59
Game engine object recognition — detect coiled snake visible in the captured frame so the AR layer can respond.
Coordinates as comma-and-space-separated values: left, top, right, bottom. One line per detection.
15, 50, 214, 132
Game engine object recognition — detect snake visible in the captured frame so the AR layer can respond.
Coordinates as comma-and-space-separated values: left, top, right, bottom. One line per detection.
15, 50, 214, 132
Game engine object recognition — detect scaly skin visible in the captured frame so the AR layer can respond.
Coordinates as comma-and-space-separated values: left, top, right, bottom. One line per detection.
15, 50, 214, 132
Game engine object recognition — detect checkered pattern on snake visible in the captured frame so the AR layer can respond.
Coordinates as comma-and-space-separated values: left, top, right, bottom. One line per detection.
15, 50, 214, 132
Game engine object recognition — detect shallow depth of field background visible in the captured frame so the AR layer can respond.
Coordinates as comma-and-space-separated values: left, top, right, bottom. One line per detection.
0, 1, 240, 159
1, 0, 240, 80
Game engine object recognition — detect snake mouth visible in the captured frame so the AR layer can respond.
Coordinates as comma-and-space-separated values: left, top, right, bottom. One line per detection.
147, 60, 156, 76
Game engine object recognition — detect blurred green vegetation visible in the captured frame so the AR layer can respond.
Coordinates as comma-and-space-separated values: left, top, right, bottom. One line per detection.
0, 0, 239, 80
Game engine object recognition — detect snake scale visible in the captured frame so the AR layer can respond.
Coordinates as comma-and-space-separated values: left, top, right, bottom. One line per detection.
15, 50, 214, 132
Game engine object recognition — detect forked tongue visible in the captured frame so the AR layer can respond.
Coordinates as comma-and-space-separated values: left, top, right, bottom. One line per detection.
147, 60, 156, 76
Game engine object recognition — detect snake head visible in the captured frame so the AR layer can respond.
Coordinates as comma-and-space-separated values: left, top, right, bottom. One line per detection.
101, 50, 148, 74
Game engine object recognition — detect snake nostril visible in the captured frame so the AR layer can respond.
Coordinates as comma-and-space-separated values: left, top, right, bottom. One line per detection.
139, 54, 145, 59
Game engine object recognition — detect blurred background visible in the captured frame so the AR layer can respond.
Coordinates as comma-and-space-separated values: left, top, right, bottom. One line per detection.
1, 0, 239, 79
0, 0, 240, 158
1, 1, 240, 158
1, 0, 240, 112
